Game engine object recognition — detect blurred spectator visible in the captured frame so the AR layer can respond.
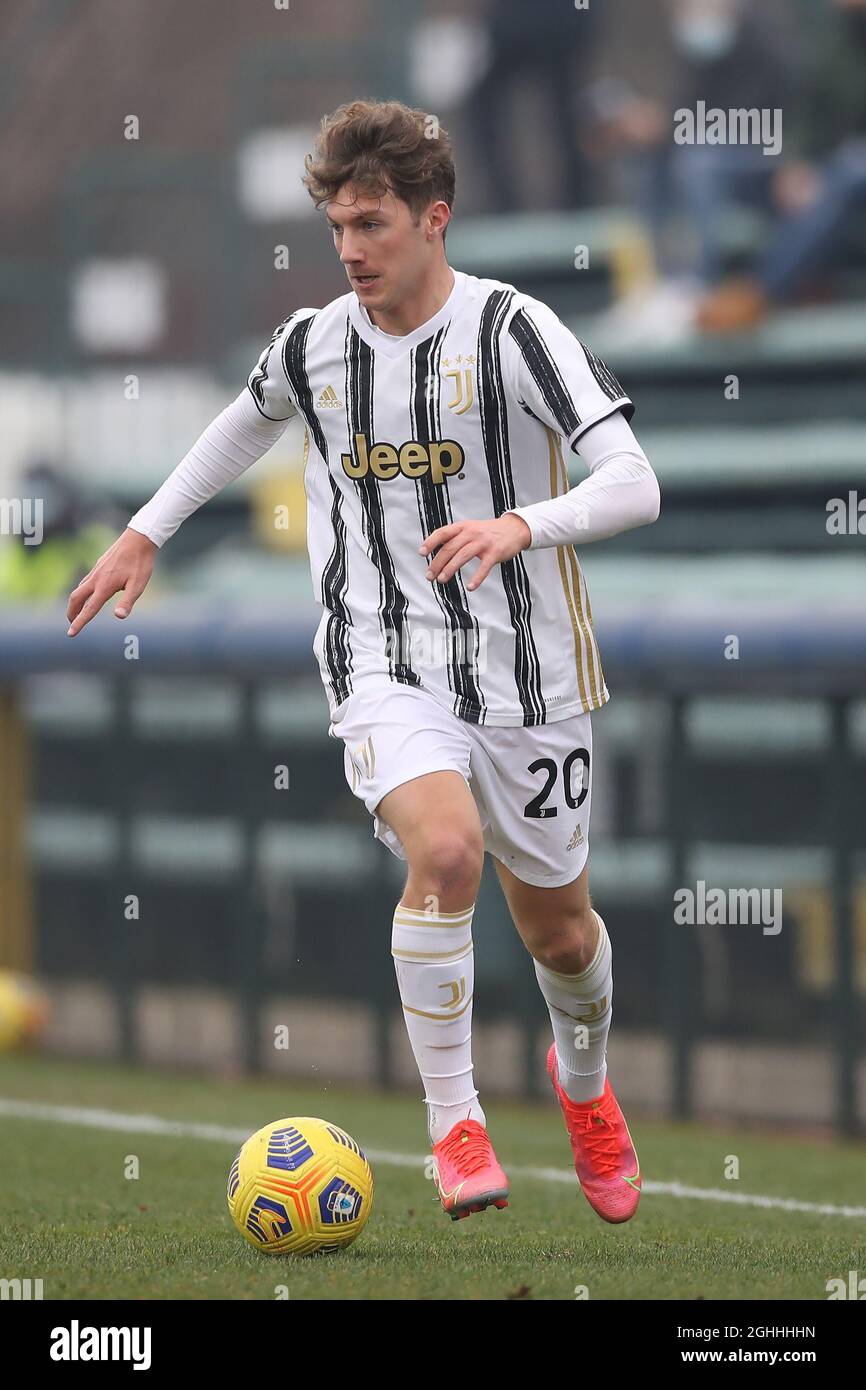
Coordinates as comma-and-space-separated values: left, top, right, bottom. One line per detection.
0, 461, 116, 602
464, 0, 602, 212
698, 0, 866, 331
598, 0, 796, 286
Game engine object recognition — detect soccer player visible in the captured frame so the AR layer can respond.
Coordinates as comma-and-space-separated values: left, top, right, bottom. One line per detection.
67, 100, 660, 1225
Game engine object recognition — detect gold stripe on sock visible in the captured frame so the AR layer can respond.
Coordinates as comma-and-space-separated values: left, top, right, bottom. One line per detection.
393, 912, 474, 931
394, 905, 474, 922
391, 942, 473, 963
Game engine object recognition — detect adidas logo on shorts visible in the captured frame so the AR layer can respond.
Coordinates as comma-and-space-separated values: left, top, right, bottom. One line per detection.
566, 823, 585, 852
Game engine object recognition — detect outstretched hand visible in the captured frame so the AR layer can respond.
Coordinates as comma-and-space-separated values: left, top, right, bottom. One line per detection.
419, 514, 531, 591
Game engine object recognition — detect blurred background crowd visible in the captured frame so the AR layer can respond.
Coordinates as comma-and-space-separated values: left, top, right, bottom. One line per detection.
0, 0, 863, 1132
2, 0, 866, 587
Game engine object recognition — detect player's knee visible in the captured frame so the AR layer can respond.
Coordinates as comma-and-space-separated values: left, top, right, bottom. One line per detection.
412, 825, 484, 899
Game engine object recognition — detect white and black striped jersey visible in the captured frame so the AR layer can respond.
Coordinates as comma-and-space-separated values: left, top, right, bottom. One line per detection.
247, 268, 634, 726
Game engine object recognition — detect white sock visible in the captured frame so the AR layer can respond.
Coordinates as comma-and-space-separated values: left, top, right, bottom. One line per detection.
391, 901, 486, 1145
534, 909, 613, 1103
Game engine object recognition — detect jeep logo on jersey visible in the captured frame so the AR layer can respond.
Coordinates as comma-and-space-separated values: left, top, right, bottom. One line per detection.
341, 433, 464, 483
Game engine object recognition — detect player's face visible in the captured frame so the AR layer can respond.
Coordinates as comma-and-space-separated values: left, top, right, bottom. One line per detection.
326, 184, 439, 308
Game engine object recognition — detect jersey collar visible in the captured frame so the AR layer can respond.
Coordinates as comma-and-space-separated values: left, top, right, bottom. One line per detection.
347, 268, 464, 358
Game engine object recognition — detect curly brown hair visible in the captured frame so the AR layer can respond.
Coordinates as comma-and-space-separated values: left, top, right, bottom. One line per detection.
302, 99, 455, 237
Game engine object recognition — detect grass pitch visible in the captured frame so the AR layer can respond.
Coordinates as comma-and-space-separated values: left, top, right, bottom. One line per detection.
0, 1054, 863, 1301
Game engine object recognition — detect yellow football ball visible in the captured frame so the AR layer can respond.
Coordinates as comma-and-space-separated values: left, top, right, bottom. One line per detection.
227, 1116, 373, 1256
0, 972, 49, 1050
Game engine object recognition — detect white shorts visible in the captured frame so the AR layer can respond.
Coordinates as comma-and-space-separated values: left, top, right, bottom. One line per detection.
328, 679, 593, 888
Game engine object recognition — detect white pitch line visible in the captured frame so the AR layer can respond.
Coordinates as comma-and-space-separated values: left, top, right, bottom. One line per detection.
2, 1096, 864, 1221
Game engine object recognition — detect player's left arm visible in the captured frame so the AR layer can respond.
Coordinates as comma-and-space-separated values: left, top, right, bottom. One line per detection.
422, 300, 660, 589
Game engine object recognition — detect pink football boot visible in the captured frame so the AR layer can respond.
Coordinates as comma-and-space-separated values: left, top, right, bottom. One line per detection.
547, 1044, 641, 1223
430, 1118, 510, 1221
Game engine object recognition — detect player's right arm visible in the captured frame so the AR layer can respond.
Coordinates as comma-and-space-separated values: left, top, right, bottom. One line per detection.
66, 316, 301, 636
